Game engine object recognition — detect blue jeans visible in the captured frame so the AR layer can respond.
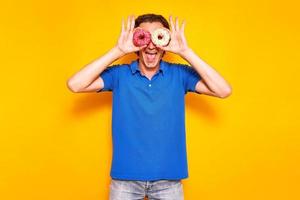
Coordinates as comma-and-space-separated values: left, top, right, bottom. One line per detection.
109, 178, 184, 200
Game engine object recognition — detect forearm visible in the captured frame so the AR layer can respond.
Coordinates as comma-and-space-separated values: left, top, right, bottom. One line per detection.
67, 46, 124, 91
180, 48, 232, 95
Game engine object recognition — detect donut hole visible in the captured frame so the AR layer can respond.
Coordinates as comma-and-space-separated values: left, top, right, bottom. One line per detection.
139, 35, 145, 40
158, 34, 163, 40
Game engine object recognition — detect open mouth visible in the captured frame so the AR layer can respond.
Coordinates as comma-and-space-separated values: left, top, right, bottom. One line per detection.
145, 51, 158, 62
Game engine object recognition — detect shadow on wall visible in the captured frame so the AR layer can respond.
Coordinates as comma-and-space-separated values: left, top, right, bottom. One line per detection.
67, 53, 221, 124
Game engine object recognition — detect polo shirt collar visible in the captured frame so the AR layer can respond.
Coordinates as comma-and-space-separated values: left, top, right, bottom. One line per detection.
130, 59, 167, 75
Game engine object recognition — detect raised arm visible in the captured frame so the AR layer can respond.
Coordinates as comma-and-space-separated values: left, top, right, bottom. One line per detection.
66, 47, 124, 93
66, 15, 146, 93
158, 16, 232, 98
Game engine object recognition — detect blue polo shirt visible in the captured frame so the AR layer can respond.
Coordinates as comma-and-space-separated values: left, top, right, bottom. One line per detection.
97, 59, 201, 181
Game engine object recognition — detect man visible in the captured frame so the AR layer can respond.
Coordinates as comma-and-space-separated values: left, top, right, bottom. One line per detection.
67, 14, 232, 200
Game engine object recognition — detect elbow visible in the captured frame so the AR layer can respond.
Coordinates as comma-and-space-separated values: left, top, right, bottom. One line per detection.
218, 86, 232, 99
66, 79, 80, 93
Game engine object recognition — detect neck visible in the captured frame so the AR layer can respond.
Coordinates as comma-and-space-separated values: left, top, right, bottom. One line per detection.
138, 60, 159, 77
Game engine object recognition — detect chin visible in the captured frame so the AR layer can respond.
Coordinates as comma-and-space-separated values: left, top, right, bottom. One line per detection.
144, 60, 159, 68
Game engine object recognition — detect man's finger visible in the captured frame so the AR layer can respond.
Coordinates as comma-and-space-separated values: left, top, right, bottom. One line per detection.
181, 19, 186, 33
169, 15, 175, 32
138, 45, 147, 50
126, 15, 131, 31
175, 17, 179, 31
131, 15, 135, 31
121, 18, 125, 33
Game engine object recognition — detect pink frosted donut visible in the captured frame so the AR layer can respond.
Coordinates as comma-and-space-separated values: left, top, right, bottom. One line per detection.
133, 28, 151, 47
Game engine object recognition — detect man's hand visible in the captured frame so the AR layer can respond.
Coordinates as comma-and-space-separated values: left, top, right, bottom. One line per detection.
116, 16, 147, 55
158, 15, 232, 98
158, 16, 190, 56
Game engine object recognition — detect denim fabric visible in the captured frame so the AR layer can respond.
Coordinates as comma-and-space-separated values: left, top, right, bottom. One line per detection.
109, 178, 184, 200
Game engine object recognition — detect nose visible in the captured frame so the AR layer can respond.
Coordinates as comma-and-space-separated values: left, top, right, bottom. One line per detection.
147, 40, 156, 49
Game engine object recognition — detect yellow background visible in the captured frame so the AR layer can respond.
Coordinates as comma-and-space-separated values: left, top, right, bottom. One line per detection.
1, 0, 299, 199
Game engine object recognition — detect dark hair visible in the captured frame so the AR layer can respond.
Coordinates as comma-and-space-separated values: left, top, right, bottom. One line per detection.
134, 14, 170, 29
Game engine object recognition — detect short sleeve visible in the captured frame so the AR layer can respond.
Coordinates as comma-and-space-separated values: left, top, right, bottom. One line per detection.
180, 64, 202, 94
96, 65, 119, 93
